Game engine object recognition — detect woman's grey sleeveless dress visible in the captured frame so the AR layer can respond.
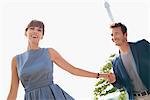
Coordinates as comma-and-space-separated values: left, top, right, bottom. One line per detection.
16, 48, 75, 100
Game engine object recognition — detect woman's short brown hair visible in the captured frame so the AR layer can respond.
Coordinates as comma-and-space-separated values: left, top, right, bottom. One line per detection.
25, 20, 45, 35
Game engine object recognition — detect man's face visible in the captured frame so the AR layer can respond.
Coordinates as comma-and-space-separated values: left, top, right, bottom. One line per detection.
111, 27, 127, 46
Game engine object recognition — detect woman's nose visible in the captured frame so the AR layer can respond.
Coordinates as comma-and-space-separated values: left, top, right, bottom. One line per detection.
33, 29, 38, 33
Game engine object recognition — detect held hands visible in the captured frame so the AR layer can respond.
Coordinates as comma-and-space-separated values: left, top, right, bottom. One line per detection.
107, 73, 116, 83
98, 73, 116, 83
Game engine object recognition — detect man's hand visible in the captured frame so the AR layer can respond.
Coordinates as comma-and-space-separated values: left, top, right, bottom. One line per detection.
107, 73, 116, 83
99, 73, 116, 83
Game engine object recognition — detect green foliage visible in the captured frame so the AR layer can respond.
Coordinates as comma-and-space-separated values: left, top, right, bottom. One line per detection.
119, 88, 127, 100
94, 54, 127, 100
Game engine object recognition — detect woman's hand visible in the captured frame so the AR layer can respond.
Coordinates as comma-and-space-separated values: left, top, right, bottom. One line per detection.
107, 73, 116, 83
99, 73, 116, 83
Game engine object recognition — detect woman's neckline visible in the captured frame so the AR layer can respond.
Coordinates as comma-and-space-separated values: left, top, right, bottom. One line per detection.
27, 47, 42, 52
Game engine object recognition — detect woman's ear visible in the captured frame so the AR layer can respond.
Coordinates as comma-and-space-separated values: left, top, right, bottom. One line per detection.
25, 32, 27, 37
41, 36, 43, 39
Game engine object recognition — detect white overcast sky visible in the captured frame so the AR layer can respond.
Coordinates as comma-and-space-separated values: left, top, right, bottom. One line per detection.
0, 0, 149, 100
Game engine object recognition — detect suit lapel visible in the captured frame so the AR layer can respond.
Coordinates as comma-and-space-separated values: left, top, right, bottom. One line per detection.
129, 43, 140, 74
117, 55, 132, 87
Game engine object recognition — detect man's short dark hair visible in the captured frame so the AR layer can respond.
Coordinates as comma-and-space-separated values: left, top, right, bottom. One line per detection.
110, 22, 127, 34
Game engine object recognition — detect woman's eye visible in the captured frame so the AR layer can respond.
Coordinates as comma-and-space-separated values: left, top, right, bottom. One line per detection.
38, 29, 42, 32
29, 27, 34, 30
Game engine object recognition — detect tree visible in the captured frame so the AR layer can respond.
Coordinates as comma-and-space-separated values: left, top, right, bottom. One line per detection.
94, 54, 128, 100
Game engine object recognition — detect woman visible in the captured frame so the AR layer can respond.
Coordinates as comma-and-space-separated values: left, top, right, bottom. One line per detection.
7, 20, 115, 100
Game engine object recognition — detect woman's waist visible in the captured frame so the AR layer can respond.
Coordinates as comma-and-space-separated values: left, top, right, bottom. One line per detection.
24, 80, 54, 92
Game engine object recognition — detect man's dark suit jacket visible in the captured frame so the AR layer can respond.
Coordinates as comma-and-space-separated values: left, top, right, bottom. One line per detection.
112, 39, 150, 100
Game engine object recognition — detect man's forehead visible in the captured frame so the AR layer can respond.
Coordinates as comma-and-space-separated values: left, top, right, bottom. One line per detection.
111, 27, 121, 30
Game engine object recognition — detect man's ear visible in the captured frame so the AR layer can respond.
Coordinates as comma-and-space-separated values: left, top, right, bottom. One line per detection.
125, 32, 127, 36
124, 32, 127, 38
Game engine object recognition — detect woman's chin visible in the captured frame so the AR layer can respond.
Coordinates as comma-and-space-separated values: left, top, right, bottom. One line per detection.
30, 39, 40, 44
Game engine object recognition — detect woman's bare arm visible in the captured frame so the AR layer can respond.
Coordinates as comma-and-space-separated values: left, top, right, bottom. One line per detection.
7, 56, 19, 100
48, 48, 109, 78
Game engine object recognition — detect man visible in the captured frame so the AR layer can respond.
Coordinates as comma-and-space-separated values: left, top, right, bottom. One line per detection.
109, 22, 150, 100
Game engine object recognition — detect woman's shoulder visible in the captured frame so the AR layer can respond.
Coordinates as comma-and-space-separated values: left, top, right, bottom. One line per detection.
11, 55, 17, 62
15, 51, 27, 59
14, 50, 31, 62
47, 47, 58, 52
11, 55, 18, 68
47, 48, 60, 60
